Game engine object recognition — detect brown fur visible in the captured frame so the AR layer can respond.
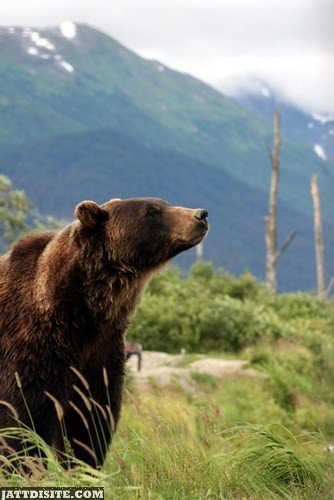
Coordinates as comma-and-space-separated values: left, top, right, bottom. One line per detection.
0, 197, 208, 467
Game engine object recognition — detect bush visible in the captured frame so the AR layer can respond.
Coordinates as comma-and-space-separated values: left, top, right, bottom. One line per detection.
129, 265, 304, 353
190, 262, 266, 301
265, 292, 331, 320
197, 297, 288, 351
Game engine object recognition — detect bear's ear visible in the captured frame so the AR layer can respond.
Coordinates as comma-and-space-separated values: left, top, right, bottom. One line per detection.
75, 201, 109, 228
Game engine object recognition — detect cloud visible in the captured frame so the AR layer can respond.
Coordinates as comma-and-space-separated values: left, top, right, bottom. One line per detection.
145, 51, 333, 114
0, 0, 333, 112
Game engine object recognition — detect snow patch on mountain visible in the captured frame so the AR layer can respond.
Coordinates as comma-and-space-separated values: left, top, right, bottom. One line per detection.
59, 22, 76, 40
314, 144, 327, 161
54, 54, 75, 73
27, 47, 39, 56
58, 60, 74, 73
260, 86, 270, 98
312, 114, 334, 125
22, 29, 55, 51
18, 27, 76, 74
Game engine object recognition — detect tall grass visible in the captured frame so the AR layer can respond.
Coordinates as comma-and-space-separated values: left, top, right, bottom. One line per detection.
0, 387, 333, 499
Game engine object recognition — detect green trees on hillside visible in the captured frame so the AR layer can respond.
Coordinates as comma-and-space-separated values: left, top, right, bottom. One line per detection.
0, 174, 32, 246
0, 174, 64, 249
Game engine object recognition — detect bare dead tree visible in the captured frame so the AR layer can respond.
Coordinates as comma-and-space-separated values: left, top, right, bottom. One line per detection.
265, 110, 281, 292
310, 174, 326, 297
265, 110, 297, 293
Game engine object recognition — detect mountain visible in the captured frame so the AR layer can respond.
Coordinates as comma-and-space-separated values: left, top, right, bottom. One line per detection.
0, 23, 333, 291
231, 78, 334, 164
3, 127, 332, 292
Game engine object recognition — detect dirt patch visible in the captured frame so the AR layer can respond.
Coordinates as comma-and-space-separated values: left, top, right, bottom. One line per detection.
127, 351, 262, 392
190, 358, 256, 377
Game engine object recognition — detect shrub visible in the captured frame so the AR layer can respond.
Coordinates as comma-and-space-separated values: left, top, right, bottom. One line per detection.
129, 265, 331, 353
265, 292, 330, 320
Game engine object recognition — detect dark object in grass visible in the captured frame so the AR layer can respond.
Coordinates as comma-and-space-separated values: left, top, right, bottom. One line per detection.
125, 342, 142, 372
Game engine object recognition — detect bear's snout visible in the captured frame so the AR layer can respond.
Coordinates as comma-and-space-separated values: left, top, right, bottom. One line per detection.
195, 209, 208, 221
194, 209, 209, 229
170, 206, 209, 247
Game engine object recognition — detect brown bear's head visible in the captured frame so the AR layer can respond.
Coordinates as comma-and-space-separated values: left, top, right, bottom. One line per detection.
75, 198, 209, 271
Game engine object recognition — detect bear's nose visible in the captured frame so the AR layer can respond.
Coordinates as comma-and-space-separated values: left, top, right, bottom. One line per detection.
195, 209, 208, 221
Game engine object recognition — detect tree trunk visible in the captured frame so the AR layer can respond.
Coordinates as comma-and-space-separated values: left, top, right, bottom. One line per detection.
196, 241, 203, 263
310, 174, 325, 296
265, 110, 281, 293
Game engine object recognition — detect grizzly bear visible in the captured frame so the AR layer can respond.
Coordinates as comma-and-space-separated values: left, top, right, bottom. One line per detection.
0, 197, 208, 468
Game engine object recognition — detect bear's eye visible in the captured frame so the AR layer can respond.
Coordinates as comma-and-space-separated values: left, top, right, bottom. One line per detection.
147, 206, 161, 217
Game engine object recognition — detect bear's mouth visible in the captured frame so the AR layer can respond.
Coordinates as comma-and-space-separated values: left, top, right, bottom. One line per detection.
189, 222, 209, 246
197, 218, 208, 231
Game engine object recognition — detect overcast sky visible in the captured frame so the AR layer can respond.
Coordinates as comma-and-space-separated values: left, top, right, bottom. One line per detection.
1, 0, 333, 113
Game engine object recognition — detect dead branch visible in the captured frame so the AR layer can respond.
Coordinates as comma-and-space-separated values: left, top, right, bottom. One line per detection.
275, 229, 298, 262
324, 276, 334, 299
